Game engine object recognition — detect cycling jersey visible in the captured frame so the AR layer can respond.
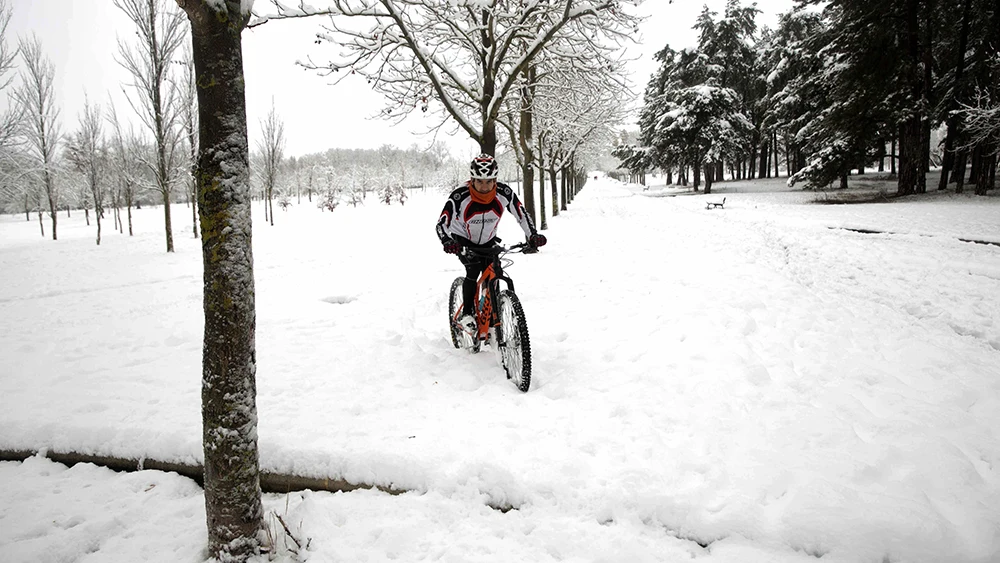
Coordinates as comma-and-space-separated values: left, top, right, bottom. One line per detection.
436, 181, 536, 247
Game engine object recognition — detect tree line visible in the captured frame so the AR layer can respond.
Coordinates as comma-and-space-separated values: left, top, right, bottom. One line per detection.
0, 0, 203, 247
256, 0, 643, 229
0, 0, 473, 248
281, 143, 464, 214
616, 0, 1000, 196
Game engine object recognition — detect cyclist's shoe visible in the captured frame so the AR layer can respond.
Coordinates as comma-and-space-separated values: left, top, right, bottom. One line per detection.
458, 314, 477, 334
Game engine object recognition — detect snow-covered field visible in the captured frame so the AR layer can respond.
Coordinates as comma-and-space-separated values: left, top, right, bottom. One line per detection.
2, 175, 999, 562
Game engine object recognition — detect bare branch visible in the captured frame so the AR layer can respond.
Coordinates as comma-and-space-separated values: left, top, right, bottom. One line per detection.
12, 34, 62, 238
258, 0, 644, 153
115, 0, 188, 251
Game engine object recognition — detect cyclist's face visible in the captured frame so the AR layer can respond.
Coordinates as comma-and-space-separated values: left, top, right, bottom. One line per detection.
472, 178, 496, 193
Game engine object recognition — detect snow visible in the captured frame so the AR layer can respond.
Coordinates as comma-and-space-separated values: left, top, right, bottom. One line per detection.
203, 0, 256, 16
2, 175, 999, 562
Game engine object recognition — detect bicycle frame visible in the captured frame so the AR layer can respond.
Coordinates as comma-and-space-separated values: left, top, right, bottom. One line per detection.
447, 242, 533, 392
456, 244, 523, 340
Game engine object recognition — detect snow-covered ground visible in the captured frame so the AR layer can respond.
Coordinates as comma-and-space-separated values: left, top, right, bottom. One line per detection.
2, 175, 999, 563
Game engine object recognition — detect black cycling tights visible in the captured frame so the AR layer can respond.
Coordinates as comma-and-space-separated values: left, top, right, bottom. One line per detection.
459, 255, 489, 316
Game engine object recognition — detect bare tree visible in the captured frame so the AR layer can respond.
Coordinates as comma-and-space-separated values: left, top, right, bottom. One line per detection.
13, 35, 61, 240
107, 101, 143, 236
255, 0, 641, 156
66, 97, 107, 245
535, 67, 627, 217
0, 0, 20, 152
956, 85, 1000, 195
518, 64, 538, 223
256, 98, 284, 226
116, 0, 187, 252
178, 46, 199, 238
497, 45, 628, 222
174, 1, 263, 560
0, 152, 37, 218
72, 174, 92, 225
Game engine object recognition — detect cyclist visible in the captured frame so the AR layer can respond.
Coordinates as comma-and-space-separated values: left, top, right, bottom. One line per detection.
436, 154, 547, 332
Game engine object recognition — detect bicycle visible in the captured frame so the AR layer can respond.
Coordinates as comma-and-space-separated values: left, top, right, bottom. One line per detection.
448, 243, 532, 392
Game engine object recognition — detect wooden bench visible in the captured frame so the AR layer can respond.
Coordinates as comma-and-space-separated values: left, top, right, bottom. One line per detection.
706, 197, 726, 210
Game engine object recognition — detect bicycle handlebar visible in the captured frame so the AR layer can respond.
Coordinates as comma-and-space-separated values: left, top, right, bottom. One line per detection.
462, 242, 529, 258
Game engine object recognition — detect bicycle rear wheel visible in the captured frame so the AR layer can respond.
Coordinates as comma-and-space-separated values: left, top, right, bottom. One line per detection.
449, 277, 479, 352
497, 290, 531, 392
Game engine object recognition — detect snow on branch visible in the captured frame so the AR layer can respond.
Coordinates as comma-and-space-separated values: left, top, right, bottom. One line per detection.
253, 0, 643, 150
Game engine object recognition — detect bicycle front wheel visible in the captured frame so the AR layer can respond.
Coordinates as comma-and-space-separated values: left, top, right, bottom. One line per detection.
497, 290, 531, 392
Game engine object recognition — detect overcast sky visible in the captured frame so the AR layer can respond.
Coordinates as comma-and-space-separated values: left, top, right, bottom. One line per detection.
5, 0, 795, 159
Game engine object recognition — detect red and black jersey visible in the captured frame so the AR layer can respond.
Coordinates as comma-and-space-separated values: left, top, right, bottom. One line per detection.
436, 182, 536, 247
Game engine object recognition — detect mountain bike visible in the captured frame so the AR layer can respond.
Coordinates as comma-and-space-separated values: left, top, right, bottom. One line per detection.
448, 243, 532, 392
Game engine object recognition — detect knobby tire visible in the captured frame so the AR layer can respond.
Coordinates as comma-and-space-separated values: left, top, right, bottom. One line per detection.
498, 290, 531, 392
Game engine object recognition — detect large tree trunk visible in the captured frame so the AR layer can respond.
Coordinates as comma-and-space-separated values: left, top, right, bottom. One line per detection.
549, 167, 558, 217
898, 118, 924, 195
938, 0, 971, 190
773, 132, 780, 177
480, 41, 497, 156
178, 2, 263, 561
537, 160, 547, 231
898, 0, 926, 196
975, 150, 995, 196
518, 67, 536, 226
162, 189, 174, 251
918, 0, 935, 194
481, 119, 497, 156
560, 166, 568, 212
268, 187, 274, 226
952, 150, 967, 186
758, 140, 768, 179
989, 156, 997, 193
955, 150, 968, 193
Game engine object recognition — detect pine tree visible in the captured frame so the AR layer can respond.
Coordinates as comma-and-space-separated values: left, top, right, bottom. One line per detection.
760, 10, 828, 179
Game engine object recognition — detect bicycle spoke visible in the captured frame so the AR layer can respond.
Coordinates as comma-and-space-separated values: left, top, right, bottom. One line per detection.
499, 291, 530, 392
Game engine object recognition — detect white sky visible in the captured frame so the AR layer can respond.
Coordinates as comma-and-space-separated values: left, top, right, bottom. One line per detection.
2, 174, 999, 561
5, 0, 795, 159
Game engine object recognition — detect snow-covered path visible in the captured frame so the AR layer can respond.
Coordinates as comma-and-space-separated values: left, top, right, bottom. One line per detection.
2, 177, 999, 562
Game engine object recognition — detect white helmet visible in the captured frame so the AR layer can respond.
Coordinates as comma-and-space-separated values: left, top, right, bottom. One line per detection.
470, 154, 498, 180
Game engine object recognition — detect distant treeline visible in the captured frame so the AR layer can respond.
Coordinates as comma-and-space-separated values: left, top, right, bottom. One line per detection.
616, 0, 999, 196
